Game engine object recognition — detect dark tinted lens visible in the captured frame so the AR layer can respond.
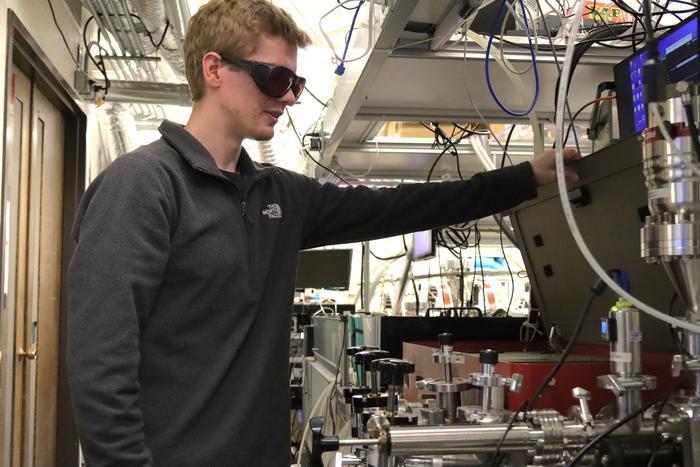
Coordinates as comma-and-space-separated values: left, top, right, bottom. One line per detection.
292, 77, 306, 99
265, 67, 294, 98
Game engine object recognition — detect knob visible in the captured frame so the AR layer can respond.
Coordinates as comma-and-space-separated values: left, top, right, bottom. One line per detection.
479, 349, 498, 365
310, 417, 339, 467
571, 387, 593, 426
346, 345, 378, 356
672, 354, 684, 377
438, 333, 454, 346
508, 373, 523, 393
354, 349, 390, 366
376, 358, 415, 386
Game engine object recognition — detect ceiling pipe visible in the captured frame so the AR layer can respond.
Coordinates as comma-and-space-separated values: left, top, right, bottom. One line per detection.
163, 0, 191, 43
129, 0, 188, 81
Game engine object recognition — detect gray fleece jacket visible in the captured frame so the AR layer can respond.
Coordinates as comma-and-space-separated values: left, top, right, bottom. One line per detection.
67, 120, 537, 466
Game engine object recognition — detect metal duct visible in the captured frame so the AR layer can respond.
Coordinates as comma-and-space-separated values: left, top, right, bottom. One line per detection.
125, 0, 188, 81
96, 103, 136, 166
163, 0, 191, 43
257, 140, 278, 165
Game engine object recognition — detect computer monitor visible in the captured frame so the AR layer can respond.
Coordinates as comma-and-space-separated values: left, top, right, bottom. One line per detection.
413, 230, 435, 260
295, 249, 353, 290
614, 14, 698, 137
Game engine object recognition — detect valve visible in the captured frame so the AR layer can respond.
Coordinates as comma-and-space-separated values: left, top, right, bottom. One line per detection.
354, 349, 391, 391
416, 333, 470, 423
672, 354, 684, 377
346, 345, 378, 357
571, 387, 593, 426
479, 349, 498, 365
374, 358, 415, 417
374, 358, 415, 387
309, 417, 339, 467
467, 349, 524, 414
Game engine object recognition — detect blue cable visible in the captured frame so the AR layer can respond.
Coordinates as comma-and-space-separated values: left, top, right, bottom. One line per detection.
484, 0, 540, 117
335, 1, 364, 76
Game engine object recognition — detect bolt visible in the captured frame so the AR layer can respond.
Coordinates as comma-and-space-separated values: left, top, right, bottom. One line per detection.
676, 81, 690, 94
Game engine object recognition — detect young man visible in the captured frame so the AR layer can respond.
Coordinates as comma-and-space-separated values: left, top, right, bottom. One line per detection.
67, 1, 579, 466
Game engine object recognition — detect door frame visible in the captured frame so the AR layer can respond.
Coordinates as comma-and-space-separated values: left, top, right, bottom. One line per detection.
1, 10, 86, 466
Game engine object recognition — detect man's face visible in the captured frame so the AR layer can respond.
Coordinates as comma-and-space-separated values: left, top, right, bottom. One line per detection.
216, 34, 299, 142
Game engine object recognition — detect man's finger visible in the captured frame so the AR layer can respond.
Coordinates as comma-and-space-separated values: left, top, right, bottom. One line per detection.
564, 170, 580, 184
563, 148, 581, 162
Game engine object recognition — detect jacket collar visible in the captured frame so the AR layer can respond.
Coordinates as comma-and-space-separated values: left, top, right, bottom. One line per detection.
158, 119, 270, 179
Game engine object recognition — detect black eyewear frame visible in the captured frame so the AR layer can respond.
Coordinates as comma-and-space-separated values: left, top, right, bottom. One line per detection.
218, 52, 306, 99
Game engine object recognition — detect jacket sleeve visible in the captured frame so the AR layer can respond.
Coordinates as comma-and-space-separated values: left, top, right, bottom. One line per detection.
301, 162, 536, 249
67, 155, 174, 467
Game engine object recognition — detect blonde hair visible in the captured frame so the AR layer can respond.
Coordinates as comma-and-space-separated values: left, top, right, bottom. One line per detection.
184, 0, 311, 102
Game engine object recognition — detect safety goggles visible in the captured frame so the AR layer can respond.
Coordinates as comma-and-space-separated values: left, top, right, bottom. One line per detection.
218, 52, 306, 99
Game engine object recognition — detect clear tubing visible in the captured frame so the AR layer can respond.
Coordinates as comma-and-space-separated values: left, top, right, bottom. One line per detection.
553, 0, 700, 335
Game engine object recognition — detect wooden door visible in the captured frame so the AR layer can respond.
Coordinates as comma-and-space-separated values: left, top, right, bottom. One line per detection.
1, 64, 65, 467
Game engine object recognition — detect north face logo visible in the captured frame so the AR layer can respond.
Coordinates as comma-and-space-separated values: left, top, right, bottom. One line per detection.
262, 203, 282, 219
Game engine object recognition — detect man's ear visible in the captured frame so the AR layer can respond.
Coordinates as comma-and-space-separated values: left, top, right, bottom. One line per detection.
201, 52, 224, 90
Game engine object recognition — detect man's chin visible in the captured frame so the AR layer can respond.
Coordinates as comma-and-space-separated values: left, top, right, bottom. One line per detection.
253, 129, 275, 141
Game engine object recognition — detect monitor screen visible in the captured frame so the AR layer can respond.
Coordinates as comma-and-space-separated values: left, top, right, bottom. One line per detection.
615, 14, 698, 136
413, 230, 435, 260
295, 249, 353, 290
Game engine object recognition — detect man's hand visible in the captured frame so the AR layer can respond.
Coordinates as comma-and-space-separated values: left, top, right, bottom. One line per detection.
529, 148, 581, 186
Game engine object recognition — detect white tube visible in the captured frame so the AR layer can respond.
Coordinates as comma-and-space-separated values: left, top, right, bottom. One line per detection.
554, 1, 700, 335
296, 378, 336, 465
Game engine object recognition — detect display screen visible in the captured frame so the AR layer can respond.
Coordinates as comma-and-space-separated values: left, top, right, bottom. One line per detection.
413, 230, 435, 260
615, 14, 698, 136
295, 249, 352, 290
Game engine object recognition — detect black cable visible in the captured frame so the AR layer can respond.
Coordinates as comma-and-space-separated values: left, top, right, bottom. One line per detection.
130, 14, 171, 49
500, 125, 516, 168
530, 274, 610, 409
643, 0, 656, 46
337, 0, 364, 10
83, 16, 111, 95
369, 250, 406, 261
454, 143, 463, 180
498, 223, 514, 316
566, 375, 689, 466
360, 243, 365, 309
458, 248, 465, 307
153, 20, 170, 48
47, 0, 80, 67
667, 292, 692, 357
305, 88, 328, 107
489, 399, 529, 467
645, 386, 674, 467
411, 278, 420, 315
324, 317, 348, 434
286, 110, 352, 186
475, 225, 486, 312
528, 290, 600, 410
683, 104, 700, 163
492, 277, 607, 466
426, 145, 453, 182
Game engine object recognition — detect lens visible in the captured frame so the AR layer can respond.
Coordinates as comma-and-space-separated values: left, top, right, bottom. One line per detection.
265, 67, 294, 98
292, 77, 306, 99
